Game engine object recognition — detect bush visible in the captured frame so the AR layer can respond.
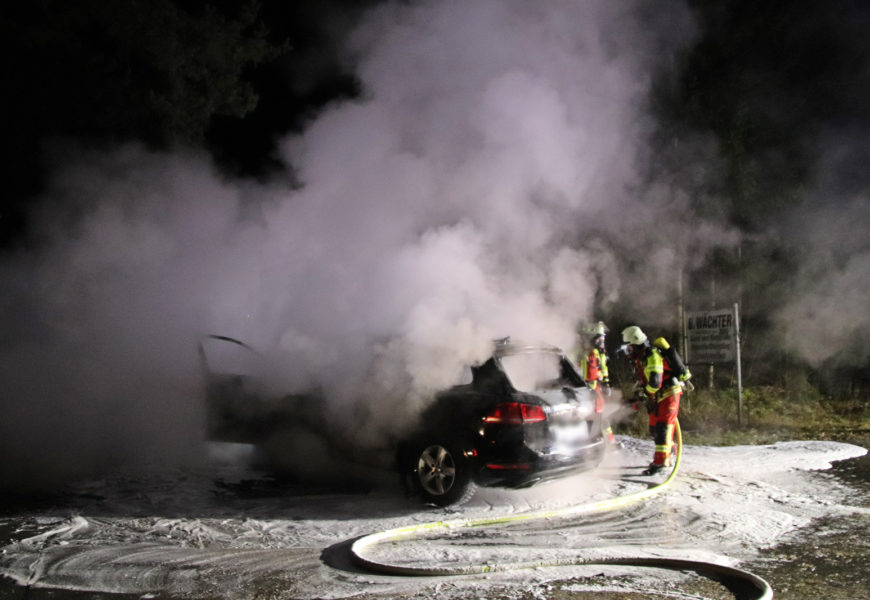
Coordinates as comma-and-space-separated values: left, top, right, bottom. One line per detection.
612, 383, 870, 446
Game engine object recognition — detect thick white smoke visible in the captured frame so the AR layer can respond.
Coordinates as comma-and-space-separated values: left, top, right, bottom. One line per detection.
0, 0, 697, 489
776, 192, 870, 367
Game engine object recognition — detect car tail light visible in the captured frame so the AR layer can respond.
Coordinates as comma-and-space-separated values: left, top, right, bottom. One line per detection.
486, 462, 531, 470
483, 402, 547, 424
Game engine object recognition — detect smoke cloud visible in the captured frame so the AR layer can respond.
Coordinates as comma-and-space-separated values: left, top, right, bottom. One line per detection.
775, 169, 870, 368
0, 0, 699, 489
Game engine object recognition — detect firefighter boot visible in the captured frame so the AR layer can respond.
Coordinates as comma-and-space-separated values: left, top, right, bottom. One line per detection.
641, 463, 664, 476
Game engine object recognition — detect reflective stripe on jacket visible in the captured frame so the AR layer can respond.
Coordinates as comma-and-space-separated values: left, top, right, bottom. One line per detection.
581, 347, 608, 390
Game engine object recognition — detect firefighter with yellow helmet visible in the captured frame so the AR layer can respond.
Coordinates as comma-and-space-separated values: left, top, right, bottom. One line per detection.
621, 325, 688, 475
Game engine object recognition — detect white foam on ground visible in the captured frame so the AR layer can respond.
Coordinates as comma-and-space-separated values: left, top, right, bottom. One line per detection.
1, 438, 866, 599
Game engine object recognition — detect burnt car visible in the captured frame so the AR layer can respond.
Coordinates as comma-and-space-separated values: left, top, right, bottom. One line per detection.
199, 336, 605, 506
396, 339, 605, 505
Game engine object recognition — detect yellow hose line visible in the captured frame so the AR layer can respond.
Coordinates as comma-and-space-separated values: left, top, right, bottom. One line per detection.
350, 420, 774, 599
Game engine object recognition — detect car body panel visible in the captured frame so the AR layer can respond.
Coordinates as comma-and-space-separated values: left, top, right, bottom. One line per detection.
399, 341, 605, 492
199, 336, 605, 503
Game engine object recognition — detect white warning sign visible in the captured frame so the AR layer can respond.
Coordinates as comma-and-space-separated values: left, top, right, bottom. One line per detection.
686, 308, 737, 363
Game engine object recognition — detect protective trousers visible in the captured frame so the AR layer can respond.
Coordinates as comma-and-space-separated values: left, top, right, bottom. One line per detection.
594, 387, 616, 444
648, 389, 681, 467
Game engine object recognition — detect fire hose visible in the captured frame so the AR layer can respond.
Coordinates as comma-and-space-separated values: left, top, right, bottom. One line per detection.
350, 420, 774, 599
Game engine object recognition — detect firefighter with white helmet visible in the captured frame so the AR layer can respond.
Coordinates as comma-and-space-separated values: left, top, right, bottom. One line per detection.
621, 325, 684, 475
578, 321, 615, 444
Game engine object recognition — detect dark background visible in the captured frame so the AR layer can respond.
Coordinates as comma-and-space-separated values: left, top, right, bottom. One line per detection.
3, 0, 869, 397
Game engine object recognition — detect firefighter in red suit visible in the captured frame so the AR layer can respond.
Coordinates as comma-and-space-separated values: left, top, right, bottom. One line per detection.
578, 322, 615, 443
621, 325, 682, 475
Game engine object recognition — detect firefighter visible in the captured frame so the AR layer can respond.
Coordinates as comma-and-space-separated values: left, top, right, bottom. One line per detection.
578, 322, 616, 444
621, 325, 683, 475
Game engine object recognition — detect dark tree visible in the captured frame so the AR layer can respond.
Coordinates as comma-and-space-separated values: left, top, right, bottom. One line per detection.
1, 0, 284, 245
646, 0, 870, 386
663, 0, 870, 229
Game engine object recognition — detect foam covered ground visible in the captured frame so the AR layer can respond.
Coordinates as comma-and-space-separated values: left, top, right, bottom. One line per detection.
1, 437, 866, 599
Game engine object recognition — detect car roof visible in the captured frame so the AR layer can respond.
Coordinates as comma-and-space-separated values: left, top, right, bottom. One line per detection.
492, 340, 565, 358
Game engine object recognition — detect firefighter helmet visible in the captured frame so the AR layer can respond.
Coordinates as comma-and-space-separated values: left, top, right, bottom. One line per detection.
622, 325, 647, 345
590, 321, 608, 336
579, 321, 608, 336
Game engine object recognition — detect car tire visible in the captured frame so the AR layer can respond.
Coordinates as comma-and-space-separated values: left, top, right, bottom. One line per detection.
413, 442, 477, 507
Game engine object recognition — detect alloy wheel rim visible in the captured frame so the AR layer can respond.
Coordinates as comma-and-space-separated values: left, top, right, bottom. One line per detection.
418, 445, 456, 496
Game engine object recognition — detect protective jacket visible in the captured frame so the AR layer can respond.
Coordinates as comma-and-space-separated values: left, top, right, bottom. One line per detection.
633, 345, 681, 400
580, 347, 609, 391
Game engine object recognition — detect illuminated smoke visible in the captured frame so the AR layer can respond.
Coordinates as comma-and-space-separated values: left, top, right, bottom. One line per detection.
0, 0, 697, 488
776, 194, 870, 367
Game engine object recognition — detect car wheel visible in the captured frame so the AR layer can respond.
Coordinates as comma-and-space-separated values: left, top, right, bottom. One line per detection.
414, 443, 476, 506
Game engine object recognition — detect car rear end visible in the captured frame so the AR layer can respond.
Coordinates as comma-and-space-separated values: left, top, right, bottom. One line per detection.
473, 390, 604, 488
472, 345, 606, 488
